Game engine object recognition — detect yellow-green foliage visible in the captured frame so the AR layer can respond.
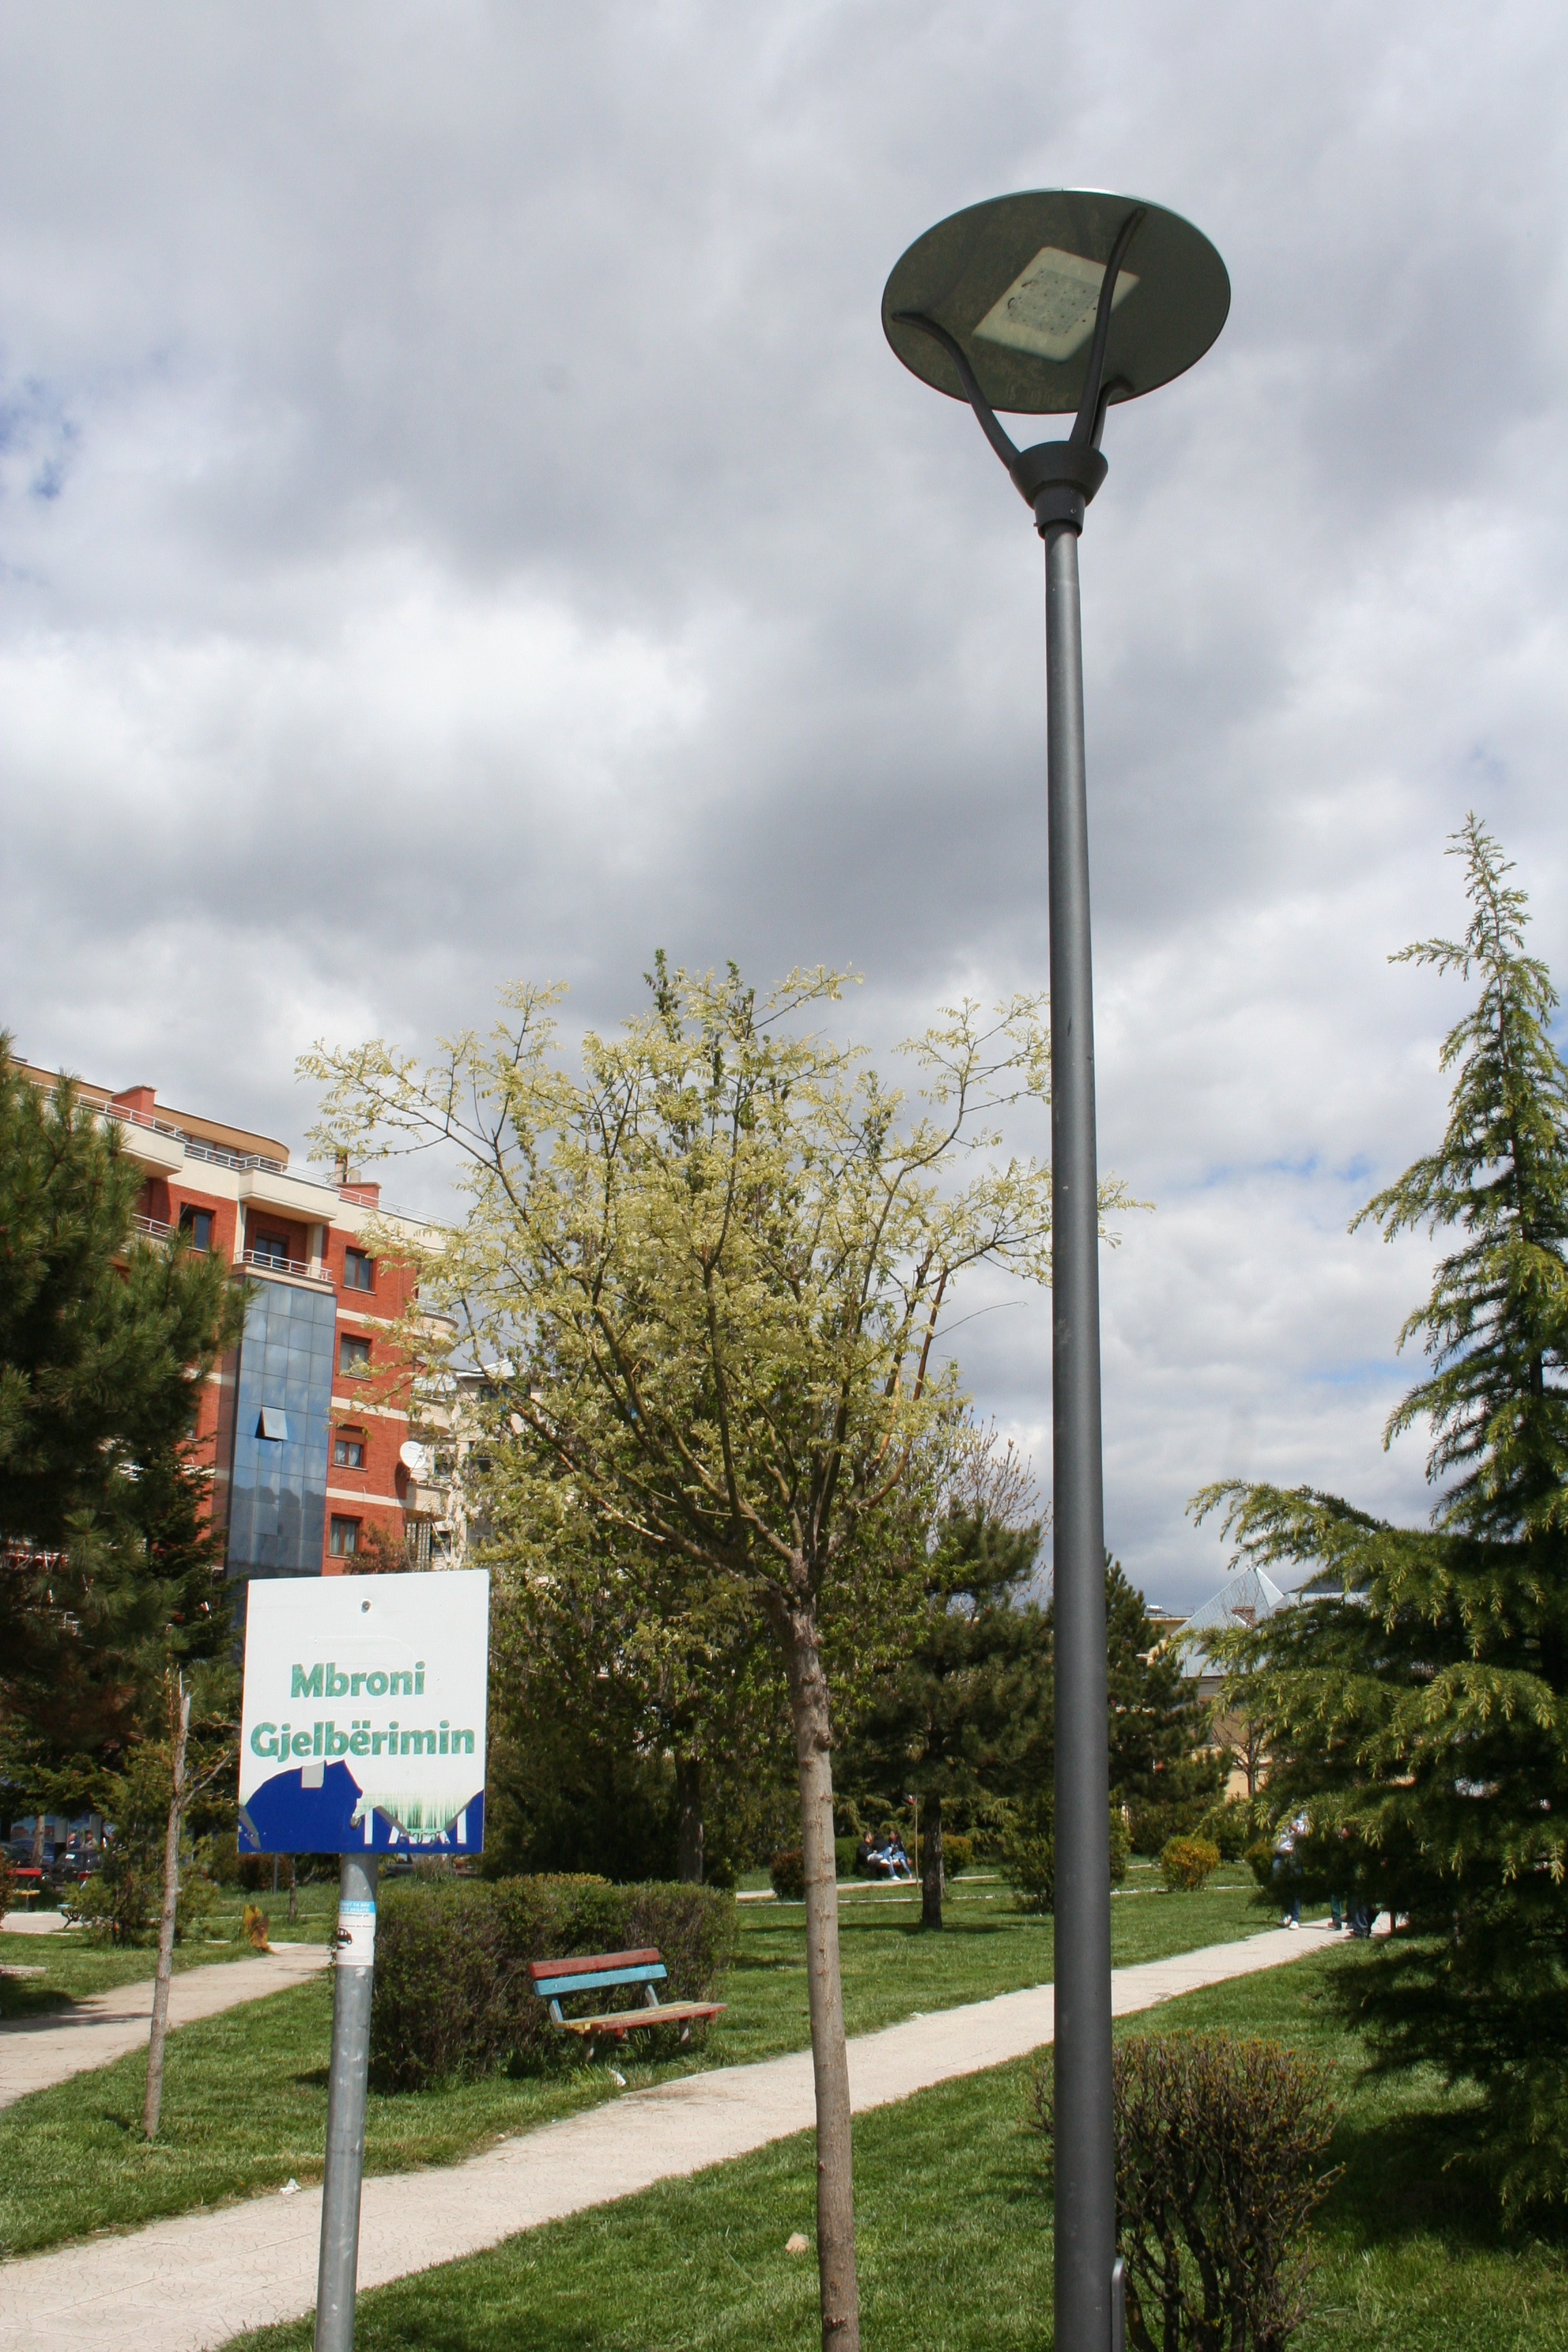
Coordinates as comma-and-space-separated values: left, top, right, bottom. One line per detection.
1161, 1835, 1222, 1893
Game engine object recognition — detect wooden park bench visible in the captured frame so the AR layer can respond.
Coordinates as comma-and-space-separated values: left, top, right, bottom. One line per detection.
527, 1946, 724, 2053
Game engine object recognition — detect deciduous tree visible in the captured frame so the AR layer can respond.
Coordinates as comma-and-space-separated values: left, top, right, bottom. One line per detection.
304, 960, 1137, 2350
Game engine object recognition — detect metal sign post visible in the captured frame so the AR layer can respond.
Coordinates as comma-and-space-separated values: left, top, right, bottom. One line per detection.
237, 1568, 491, 2351
315, 1852, 378, 2352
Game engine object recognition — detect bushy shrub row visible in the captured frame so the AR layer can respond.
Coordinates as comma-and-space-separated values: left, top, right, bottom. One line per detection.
370, 1874, 736, 2091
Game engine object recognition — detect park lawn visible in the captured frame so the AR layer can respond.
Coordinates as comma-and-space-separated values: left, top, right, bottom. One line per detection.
220, 1950, 1568, 2352
0, 1870, 1273, 2258
0, 1884, 337, 2021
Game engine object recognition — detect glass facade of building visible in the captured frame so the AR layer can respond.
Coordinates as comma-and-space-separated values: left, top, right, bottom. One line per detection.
224, 1277, 336, 1582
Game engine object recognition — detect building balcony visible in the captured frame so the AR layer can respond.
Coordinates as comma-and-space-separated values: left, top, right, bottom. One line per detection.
131, 1211, 174, 1241
241, 1246, 334, 1288
402, 1482, 451, 1518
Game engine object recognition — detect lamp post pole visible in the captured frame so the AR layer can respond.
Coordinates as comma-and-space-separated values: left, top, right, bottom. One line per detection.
881, 189, 1228, 2352
1043, 513, 1117, 2352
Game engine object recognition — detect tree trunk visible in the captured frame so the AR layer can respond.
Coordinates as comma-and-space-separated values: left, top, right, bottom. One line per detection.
29, 1814, 45, 1867
143, 1676, 191, 2142
778, 1607, 860, 2352
921, 1791, 943, 1931
287, 1856, 297, 1924
676, 1755, 704, 1884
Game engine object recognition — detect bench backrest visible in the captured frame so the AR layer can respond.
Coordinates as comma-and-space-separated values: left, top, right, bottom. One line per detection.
527, 1946, 667, 2002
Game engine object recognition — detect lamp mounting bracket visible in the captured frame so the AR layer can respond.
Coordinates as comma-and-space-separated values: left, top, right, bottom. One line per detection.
895, 204, 1145, 536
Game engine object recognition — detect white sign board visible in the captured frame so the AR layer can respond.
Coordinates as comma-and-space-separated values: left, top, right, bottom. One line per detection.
238, 1570, 489, 1857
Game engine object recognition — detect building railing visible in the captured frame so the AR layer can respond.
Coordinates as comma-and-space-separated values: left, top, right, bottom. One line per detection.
338, 1184, 380, 1208
131, 1211, 174, 1240
105, 1100, 286, 1175
242, 1246, 332, 1285
183, 1139, 287, 1174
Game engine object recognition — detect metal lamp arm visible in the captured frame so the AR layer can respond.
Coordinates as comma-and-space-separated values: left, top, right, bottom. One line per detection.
892, 310, 1021, 470
1069, 206, 1145, 451
896, 204, 1145, 534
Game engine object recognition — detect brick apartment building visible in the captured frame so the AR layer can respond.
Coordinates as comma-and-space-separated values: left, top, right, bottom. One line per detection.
20, 1062, 455, 1586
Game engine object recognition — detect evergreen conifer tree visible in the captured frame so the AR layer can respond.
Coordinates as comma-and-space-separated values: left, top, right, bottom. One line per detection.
848, 1505, 1049, 1929
0, 1044, 243, 1808
1097, 1559, 1223, 1852
1198, 817, 1568, 2207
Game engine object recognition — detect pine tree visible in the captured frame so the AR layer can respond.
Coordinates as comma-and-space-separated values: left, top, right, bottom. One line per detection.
847, 1505, 1050, 1929
0, 1043, 244, 1801
1098, 1559, 1222, 1851
1197, 817, 1568, 2208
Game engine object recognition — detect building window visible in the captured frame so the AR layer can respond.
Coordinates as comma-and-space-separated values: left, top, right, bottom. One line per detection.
179, 1206, 214, 1252
257, 1406, 290, 1441
333, 1433, 366, 1468
344, 1248, 374, 1292
339, 1334, 372, 1377
329, 1516, 361, 1557
253, 1232, 289, 1267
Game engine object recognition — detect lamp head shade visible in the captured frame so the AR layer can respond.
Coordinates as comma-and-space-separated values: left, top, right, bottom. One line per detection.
883, 190, 1229, 418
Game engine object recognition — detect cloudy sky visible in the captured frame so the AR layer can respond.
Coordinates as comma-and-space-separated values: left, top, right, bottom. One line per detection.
5, 2, 1566, 1610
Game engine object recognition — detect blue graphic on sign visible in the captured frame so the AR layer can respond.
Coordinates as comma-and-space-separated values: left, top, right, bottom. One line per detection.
238, 1761, 486, 1856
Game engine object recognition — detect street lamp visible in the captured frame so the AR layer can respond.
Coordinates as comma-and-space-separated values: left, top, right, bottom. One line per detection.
883, 191, 1228, 2352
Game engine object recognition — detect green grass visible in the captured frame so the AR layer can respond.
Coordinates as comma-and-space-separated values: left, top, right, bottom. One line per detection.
218, 1951, 1568, 2352
0, 1884, 337, 2021
0, 1868, 1272, 2259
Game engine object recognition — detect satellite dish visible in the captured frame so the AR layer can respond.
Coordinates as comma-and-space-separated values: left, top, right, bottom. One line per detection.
399, 1441, 431, 1477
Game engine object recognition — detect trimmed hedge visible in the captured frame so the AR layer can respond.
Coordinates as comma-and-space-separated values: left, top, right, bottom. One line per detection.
370, 1874, 736, 2091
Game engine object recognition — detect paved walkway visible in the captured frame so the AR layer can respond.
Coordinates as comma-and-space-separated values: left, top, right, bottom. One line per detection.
0, 1943, 331, 2109
0, 1920, 1335, 2352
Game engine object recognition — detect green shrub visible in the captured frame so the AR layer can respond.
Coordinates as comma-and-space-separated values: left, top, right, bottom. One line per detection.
1126, 1795, 1212, 1859
69, 1859, 152, 1943
769, 1848, 805, 1901
1244, 1838, 1277, 1892
1161, 1835, 1222, 1893
174, 1862, 219, 1942
912, 1832, 975, 1877
834, 1835, 859, 1880
1028, 2032, 1338, 2352
370, 1874, 737, 2091
1002, 1802, 1127, 1915
1198, 1799, 1252, 1862
0, 1850, 14, 1914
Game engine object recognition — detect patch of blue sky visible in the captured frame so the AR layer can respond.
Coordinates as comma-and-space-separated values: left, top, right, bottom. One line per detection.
0, 372, 80, 506
1304, 1358, 1403, 1390
1182, 1152, 1373, 1195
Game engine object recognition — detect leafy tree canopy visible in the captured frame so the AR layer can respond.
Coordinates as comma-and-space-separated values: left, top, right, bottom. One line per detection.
304, 958, 1139, 2346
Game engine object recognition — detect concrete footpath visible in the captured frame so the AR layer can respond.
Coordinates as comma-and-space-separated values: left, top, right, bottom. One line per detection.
0, 1944, 331, 2109
0, 1921, 1334, 2352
